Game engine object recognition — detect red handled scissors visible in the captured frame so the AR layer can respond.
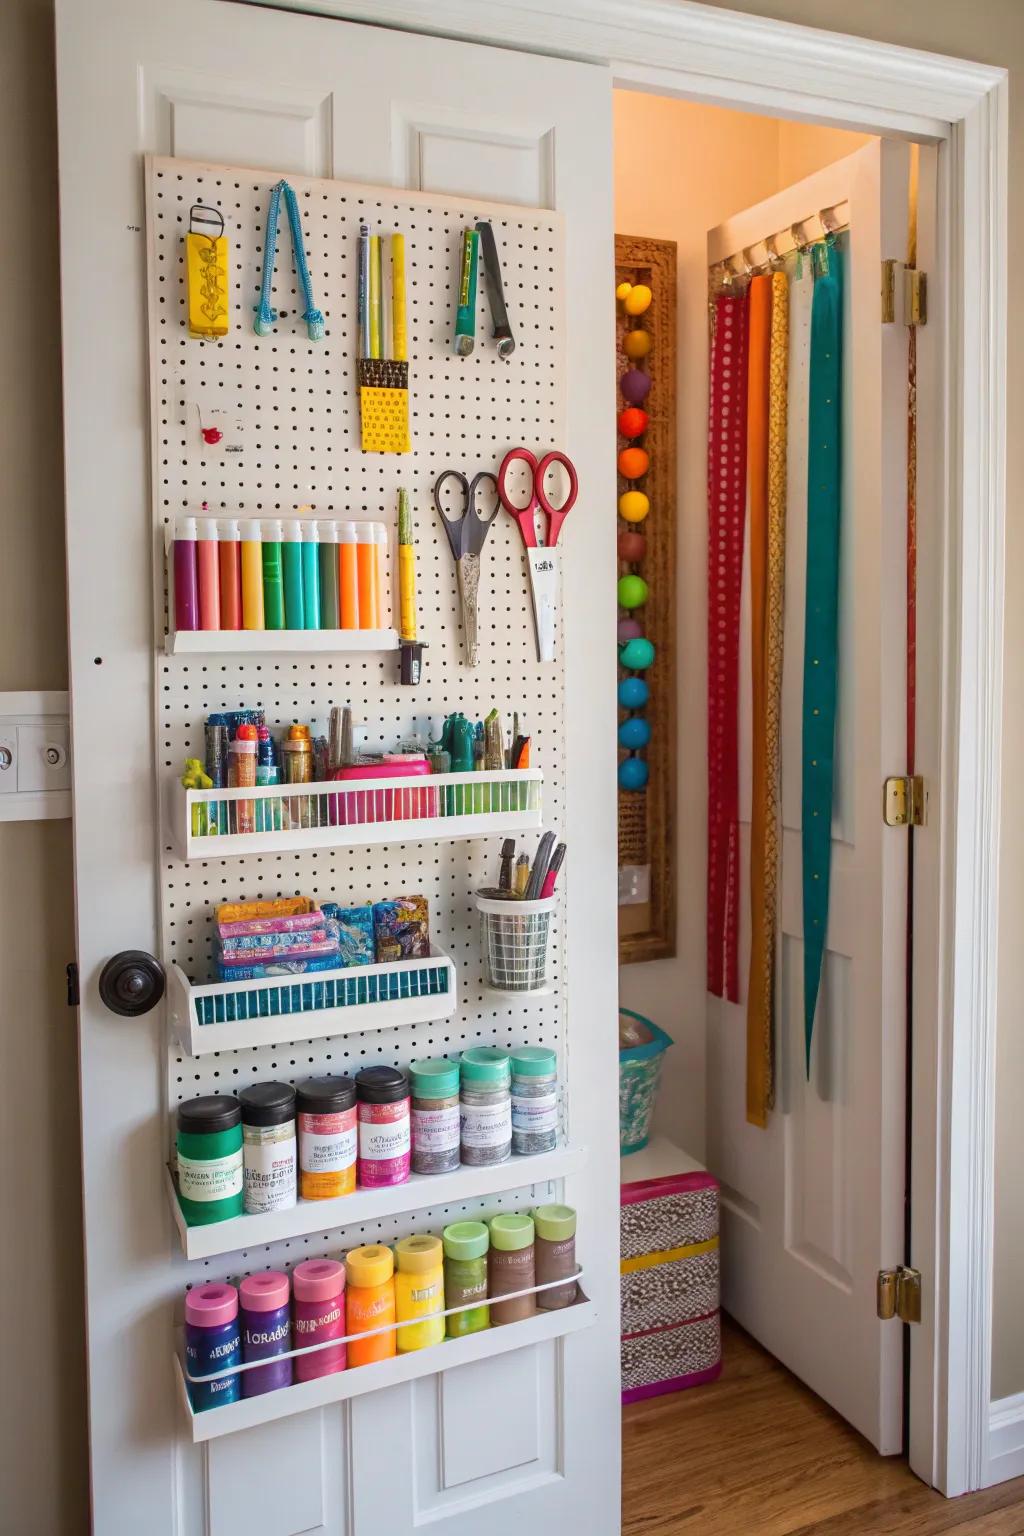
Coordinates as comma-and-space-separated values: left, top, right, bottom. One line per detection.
497, 447, 578, 661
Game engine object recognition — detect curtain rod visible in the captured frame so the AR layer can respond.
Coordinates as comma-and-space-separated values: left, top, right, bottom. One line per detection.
709, 199, 851, 285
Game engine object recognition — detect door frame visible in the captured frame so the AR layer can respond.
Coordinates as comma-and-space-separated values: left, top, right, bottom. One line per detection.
262, 0, 1009, 1498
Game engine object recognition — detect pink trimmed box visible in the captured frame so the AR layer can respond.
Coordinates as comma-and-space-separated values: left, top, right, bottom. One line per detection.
620, 1169, 722, 1404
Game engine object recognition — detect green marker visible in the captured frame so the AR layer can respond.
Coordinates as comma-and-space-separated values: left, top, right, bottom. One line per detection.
261, 519, 285, 629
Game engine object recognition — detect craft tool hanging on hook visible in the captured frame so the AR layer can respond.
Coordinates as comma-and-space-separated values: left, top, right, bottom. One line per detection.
185, 205, 229, 340
476, 221, 515, 358
397, 488, 426, 685
254, 180, 324, 341
453, 229, 480, 356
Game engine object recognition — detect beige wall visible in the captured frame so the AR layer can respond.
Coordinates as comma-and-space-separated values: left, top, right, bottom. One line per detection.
0, 0, 88, 1531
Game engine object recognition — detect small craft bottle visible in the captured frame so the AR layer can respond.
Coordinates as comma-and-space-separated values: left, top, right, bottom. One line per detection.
296, 1076, 357, 1200
345, 1244, 397, 1367
176, 1096, 243, 1226
459, 1048, 512, 1167
283, 520, 305, 629
318, 520, 340, 629
185, 1282, 241, 1412
354, 522, 379, 629
488, 1213, 537, 1326
509, 1046, 559, 1156
197, 513, 221, 630
442, 1221, 490, 1338
261, 518, 285, 629
292, 1259, 346, 1381
240, 519, 265, 630
239, 1271, 293, 1397
410, 1059, 461, 1175
238, 1082, 297, 1216
531, 1204, 578, 1309
338, 522, 360, 629
356, 1066, 411, 1188
300, 517, 321, 629
227, 726, 258, 837
394, 1235, 445, 1353
218, 518, 242, 630
173, 514, 199, 632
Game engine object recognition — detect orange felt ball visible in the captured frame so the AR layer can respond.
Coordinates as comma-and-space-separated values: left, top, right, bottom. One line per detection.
618, 446, 650, 480
617, 407, 648, 440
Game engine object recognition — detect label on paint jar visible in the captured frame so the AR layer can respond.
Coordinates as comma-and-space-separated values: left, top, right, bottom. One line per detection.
460, 1099, 512, 1149
511, 1091, 558, 1134
358, 1116, 411, 1162
299, 1113, 357, 1173
178, 1148, 243, 1203
410, 1102, 460, 1152
243, 1123, 297, 1214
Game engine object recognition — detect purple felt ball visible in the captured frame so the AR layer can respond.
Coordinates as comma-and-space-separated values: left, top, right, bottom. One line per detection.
620, 369, 652, 406
617, 618, 643, 643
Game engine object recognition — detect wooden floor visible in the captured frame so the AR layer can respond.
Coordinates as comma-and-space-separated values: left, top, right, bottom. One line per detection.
623, 1318, 1024, 1534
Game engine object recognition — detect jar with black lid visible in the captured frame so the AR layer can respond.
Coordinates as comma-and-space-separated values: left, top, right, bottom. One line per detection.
296, 1076, 357, 1200
238, 1082, 297, 1215
176, 1095, 244, 1226
355, 1065, 411, 1188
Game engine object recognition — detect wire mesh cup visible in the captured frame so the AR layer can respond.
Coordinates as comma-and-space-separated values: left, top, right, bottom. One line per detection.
477, 894, 555, 993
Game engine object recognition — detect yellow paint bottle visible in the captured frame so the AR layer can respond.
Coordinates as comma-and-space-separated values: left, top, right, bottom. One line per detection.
240, 521, 265, 630
394, 1235, 444, 1353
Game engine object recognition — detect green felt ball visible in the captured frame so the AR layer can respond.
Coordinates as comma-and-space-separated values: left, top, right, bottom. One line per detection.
617, 574, 649, 610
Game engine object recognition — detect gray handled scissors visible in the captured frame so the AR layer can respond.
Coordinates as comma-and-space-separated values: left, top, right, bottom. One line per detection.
434, 470, 499, 666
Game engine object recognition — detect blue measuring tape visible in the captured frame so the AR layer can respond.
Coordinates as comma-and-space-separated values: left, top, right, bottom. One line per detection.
254, 180, 324, 342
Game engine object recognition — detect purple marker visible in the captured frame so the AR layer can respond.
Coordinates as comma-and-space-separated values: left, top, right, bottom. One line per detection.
173, 514, 200, 632
239, 1271, 293, 1397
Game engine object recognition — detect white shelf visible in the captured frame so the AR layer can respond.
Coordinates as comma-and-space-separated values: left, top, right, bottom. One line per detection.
166, 1143, 587, 1260
175, 769, 543, 860
619, 1135, 707, 1185
174, 1291, 596, 1443
165, 628, 399, 655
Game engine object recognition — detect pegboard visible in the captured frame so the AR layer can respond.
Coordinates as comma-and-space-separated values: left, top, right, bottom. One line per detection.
145, 156, 569, 1282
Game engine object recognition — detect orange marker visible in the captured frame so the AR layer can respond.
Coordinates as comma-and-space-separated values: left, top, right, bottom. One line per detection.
355, 521, 379, 629
338, 522, 359, 629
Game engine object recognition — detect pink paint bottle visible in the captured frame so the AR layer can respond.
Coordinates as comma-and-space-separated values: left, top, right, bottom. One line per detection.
356, 1066, 411, 1188
197, 509, 221, 631
292, 1259, 346, 1381
173, 514, 199, 632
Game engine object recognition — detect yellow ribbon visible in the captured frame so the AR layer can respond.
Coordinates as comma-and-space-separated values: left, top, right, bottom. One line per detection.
619, 1237, 719, 1275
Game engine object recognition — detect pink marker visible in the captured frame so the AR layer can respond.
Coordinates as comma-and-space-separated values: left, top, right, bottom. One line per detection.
197, 507, 221, 630
540, 843, 566, 899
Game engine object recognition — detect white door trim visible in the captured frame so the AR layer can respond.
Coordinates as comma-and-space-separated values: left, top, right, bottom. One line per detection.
249, 0, 1009, 1498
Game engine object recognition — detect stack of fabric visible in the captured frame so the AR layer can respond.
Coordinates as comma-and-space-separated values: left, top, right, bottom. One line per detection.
214, 897, 341, 982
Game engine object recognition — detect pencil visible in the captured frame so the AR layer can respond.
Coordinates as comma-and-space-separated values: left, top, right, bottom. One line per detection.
368, 235, 382, 359
357, 224, 370, 358
392, 232, 408, 362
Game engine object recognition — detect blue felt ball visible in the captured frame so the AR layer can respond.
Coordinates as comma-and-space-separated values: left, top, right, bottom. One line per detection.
618, 716, 652, 751
618, 756, 650, 791
618, 677, 649, 711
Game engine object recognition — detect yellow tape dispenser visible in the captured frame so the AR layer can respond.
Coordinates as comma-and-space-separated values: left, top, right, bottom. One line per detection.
185, 205, 229, 340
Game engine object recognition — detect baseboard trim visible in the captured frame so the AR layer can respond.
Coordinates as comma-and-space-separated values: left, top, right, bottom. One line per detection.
983, 1393, 1024, 1486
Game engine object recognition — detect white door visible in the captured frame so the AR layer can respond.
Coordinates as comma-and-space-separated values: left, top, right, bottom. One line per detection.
706, 141, 925, 1453
54, 3, 618, 1532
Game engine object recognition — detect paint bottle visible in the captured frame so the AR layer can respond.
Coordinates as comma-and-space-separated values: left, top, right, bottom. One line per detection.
227, 726, 257, 837
345, 1244, 397, 1366
261, 518, 285, 629
218, 518, 242, 630
240, 520, 265, 630
442, 1221, 490, 1338
283, 520, 305, 629
394, 1235, 445, 1353
239, 1271, 293, 1397
459, 1048, 512, 1167
410, 1059, 461, 1175
488, 1213, 537, 1325
318, 520, 340, 629
355, 1065, 411, 1188
338, 522, 360, 628
296, 1076, 357, 1200
371, 521, 388, 625
176, 1096, 243, 1226
355, 522, 379, 628
531, 1204, 578, 1309
185, 1282, 241, 1412
239, 1082, 297, 1215
300, 516, 321, 629
197, 512, 221, 630
510, 1046, 559, 1156
173, 514, 199, 632
292, 1259, 346, 1381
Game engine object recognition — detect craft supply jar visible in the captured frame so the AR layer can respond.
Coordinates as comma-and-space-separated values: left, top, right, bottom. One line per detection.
510, 1046, 559, 1156
296, 1076, 357, 1200
345, 1244, 397, 1367
239, 1082, 297, 1216
239, 1271, 292, 1397
292, 1259, 346, 1381
459, 1048, 512, 1167
442, 1221, 490, 1338
185, 1282, 241, 1412
176, 1096, 243, 1226
410, 1059, 461, 1175
394, 1235, 445, 1353
356, 1066, 411, 1188
532, 1204, 578, 1309
488, 1213, 537, 1326
281, 735, 313, 829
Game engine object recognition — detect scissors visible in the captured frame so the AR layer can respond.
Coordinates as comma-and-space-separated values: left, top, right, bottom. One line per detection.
433, 469, 500, 666
497, 447, 578, 662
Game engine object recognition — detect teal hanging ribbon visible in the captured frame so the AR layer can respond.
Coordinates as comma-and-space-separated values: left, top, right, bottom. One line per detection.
802, 240, 843, 1073
254, 180, 324, 341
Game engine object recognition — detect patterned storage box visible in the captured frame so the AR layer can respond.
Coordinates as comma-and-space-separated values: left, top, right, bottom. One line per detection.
620, 1169, 722, 1403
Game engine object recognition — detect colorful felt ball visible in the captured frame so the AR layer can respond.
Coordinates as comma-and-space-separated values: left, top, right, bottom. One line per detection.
617, 618, 643, 643
619, 716, 652, 751
619, 637, 655, 671
618, 447, 650, 480
624, 330, 652, 361
619, 490, 650, 524
617, 530, 647, 563
618, 757, 650, 791
617, 407, 648, 439
618, 677, 649, 710
616, 281, 633, 302
617, 574, 648, 610
620, 369, 652, 406
623, 284, 652, 316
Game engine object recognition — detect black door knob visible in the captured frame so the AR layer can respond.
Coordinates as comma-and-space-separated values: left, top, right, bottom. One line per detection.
99, 951, 166, 1016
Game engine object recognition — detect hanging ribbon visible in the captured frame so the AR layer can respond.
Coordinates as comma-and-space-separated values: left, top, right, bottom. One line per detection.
706, 292, 750, 1002
254, 180, 324, 341
802, 242, 843, 1072
747, 270, 789, 1127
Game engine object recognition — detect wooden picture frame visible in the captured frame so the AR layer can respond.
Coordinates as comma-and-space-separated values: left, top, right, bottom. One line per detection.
617, 234, 677, 965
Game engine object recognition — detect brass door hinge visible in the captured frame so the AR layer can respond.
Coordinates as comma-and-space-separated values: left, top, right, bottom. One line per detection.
881, 259, 897, 323
883, 775, 926, 827
881, 260, 927, 326
877, 1266, 922, 1323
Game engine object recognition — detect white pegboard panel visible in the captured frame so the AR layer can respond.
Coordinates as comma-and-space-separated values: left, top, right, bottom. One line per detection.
145, 156, 568, 1273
